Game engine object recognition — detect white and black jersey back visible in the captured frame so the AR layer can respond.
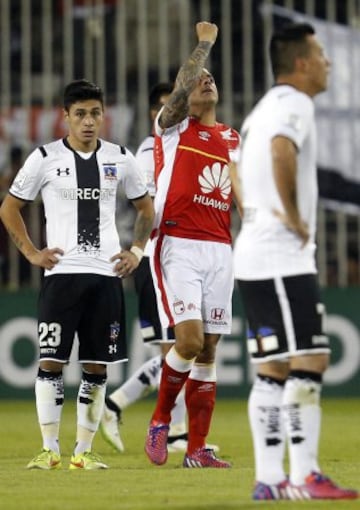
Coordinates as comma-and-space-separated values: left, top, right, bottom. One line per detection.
234, 85, 318, 279
10, 138, 147, 276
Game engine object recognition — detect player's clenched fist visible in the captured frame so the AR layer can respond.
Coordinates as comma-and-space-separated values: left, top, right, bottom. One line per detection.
196, 21, 218, 45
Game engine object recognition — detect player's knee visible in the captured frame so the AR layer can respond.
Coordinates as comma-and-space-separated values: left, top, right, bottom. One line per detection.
39, 360, 63, 374
176, 334, 204, 359
82, 362, 107, 376
174, 321, 205, 359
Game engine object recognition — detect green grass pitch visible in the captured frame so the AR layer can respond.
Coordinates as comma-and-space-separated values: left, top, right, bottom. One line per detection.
0, 398, 358, 510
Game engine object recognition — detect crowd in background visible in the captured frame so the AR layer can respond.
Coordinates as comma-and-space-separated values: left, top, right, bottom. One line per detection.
0, 0, 359, 288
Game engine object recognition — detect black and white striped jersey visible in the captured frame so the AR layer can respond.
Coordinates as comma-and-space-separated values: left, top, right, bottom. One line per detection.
10, 138, 148, 276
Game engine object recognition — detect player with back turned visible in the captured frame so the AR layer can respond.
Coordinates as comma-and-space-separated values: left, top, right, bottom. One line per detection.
233, 23, 358, 499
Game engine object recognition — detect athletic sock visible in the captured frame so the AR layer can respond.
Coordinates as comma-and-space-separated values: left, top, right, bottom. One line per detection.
109, 355, 162, 411
248, 374, 286, 484
74, 371, 107, 455
185, 363, 216, 454
283, 370, 322, 485
150, 346, 194, 425
35, 368, 64, 454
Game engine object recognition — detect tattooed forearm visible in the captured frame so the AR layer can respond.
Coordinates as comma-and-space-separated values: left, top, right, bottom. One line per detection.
177, 41, 213, 92
160, 41, 213, 128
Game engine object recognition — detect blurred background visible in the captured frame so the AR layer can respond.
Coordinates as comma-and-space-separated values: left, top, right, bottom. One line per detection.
0, 0, 359, 399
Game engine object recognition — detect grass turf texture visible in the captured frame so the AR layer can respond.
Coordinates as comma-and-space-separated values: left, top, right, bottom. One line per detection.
0, 399, 358, 510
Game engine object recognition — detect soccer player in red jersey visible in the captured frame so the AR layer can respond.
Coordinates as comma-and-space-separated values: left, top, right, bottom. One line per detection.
144, 22, 240, 468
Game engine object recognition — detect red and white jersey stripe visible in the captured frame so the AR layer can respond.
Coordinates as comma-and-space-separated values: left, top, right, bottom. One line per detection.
153, 115, 240, 244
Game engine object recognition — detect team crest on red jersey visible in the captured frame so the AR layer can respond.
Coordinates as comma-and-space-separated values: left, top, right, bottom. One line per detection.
219, 127, 241, 153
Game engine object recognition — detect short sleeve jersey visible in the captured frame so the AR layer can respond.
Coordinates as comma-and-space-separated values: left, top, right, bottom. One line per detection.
233, 85, 318, 279
135, 134, 157, 257
135, 135, 156, 198
153, 114, 241, 244
10, 138, 147, 276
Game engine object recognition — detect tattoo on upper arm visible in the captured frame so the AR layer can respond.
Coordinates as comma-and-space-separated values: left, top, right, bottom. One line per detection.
159, 41, 213, 129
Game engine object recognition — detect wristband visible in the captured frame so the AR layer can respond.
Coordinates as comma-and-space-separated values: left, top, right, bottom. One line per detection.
130, 245, 144, 262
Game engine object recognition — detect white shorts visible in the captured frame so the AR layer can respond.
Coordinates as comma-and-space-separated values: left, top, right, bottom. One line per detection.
150, 235, 233, 334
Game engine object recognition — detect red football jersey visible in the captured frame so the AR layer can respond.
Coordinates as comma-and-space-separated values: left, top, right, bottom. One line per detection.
153, 116, 240, 244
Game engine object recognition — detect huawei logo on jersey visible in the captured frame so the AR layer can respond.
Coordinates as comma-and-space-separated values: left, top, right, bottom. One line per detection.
192, 163, 231, 211
199, 163, 231, 199
193, 163, 231, 211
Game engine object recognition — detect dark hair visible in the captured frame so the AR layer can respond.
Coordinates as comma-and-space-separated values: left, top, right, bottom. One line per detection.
148, 82, 173, 110
270, 22, 315, 78
63, 79, 104, 111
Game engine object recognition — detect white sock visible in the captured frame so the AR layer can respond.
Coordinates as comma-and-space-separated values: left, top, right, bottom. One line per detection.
35, 370, 64, 454
75, 372, 106, 455
248, 375, 286, 484
109, 355, 162, 410
283, 372, 322, 485
166, 345, 196, 372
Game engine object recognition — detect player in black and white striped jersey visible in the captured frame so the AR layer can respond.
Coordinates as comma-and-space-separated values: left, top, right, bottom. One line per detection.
0, 79, 154, 471
233, 23, 357, 500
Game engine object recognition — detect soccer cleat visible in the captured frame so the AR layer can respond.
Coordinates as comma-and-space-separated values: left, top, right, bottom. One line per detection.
100, 401, 124, 453
69, 450, 108, 470
183, 448, 231, 468
252, 480, 290, 500
145, 422, 169, 465
27, 448, 62, 470
288, 472, 359, 500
